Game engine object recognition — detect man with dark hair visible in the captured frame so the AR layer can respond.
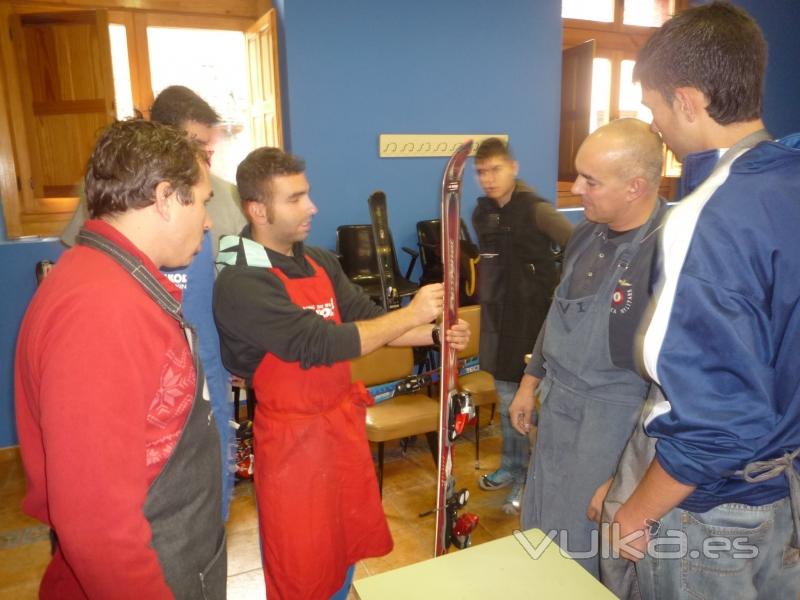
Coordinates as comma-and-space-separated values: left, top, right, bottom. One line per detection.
605, 4, 800, 598
63, 85, 245, 251
471, 137, 572, 511
213, 146, 470, 600
149, 84, 222, 133
62, 85, 247, 519
16, 119, 226, 599
510, 118, 667, 578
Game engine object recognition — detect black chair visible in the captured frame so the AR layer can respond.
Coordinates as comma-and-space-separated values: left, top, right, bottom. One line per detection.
336, 224, 419, 307
35, 260, 55, 285
416, 219, 479, 305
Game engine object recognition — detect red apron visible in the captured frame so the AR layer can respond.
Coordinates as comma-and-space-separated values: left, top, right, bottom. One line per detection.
252, 256, 392, 600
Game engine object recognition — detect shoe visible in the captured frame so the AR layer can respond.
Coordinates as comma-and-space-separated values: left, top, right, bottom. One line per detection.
479, 468, 514, 491
502, 482, 523, 515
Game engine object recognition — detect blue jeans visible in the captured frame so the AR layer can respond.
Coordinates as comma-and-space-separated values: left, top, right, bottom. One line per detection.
637, 496, 799, 599
330, 564, 355, 600
496, 379, 530, 485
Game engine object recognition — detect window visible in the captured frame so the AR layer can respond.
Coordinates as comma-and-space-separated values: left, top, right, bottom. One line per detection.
557, 0, 689, 206
619, 59, 651, 123
590, 58, 612, 133
562, 0, 614, 22
108, 24, 135, 120
623, 0, 675, 27
146, 27, 250, 182
563, 0, 675, 27
106, 19, 264, 185
1, 6, 281, 238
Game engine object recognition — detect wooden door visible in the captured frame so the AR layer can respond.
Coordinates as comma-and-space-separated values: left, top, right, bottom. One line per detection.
558, 39, 594, 183
0, 4, 22, 237
11, 10, 115, 236
245, 9, 282, 149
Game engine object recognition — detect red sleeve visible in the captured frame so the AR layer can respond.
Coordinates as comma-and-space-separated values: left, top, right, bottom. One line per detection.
36, 288, 174, 599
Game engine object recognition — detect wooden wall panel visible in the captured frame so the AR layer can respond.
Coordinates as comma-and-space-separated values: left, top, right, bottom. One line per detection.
1, 1, 277, 236
0, 6, 23, 237
34, 112, 106, 184
24, 21, 106, 100
558, 40, 594, 182
12, 0, 259, 20
7, 10, 114, 234
246, 9, 281, 148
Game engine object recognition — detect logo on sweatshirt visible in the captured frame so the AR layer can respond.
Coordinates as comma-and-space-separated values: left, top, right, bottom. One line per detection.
303, 297, 336, 320
165, 272, 189, 290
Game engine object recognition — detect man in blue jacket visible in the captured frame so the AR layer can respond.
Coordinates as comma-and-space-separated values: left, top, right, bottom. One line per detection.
610, 4, 800, 598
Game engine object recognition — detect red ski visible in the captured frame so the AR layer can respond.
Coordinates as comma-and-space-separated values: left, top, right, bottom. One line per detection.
433, 141, 478, 556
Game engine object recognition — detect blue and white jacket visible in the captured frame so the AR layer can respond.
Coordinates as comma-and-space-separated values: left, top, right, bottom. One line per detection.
643, 133, 800, 512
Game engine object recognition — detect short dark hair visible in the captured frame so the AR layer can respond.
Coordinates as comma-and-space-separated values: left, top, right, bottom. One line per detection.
85, 120, 206, 218
236, 147, 306, 205
150, 85, 220, 127
475, 137, 514, 162
633, 2, 766, 125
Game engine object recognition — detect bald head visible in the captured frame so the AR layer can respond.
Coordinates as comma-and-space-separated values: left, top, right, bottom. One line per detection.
572, 118, 663, 231
584, 118, 663, 188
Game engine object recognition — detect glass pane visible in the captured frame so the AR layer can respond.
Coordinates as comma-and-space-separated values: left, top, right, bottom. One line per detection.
590, 58, 611, 133
619, 60, 652, 123
623, 0, 674, 27
664, 149, 682, 178
108, 24, 135, 120
147, 27, 249, 182
562, 0, 614, 22
619, 60, 681, 178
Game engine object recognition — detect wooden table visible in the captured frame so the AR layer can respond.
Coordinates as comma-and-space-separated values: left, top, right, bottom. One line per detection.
354, 528, 617, 599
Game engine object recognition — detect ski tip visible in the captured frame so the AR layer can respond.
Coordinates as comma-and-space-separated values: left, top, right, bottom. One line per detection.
443, 140, 474, 186
367, 190, 387, 203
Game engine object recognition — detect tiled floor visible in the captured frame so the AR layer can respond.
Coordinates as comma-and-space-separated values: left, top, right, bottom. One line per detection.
0, 418, 525, 599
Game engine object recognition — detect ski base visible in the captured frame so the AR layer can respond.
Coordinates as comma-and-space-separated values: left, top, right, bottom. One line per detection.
433, 140, 476, 557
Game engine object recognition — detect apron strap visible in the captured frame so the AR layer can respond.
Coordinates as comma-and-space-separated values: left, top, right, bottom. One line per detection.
77, 228, 204, 391
77, 229, 186, 328
615, 200, 665, 270
735, 446, 800, 549
714, 128, 772, 173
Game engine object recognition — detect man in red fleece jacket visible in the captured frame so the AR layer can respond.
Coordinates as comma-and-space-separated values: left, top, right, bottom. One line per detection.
15, 119, 226, 599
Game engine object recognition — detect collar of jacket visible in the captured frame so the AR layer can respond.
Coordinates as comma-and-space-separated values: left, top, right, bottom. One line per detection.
216, 233, 273, 271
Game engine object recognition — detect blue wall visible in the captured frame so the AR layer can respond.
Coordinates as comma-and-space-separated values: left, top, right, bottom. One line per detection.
733, 0, 800, 138
0, 240, 63, 447
277, 0, 563, 274
689, 0, 800, 137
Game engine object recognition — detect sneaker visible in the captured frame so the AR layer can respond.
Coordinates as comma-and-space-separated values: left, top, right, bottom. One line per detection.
479, 468, 514, 491
502, 482, 523, 515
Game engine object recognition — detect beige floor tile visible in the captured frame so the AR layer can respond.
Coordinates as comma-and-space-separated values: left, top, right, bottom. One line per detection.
226, 567, 266, 599
226, 524, 263, 576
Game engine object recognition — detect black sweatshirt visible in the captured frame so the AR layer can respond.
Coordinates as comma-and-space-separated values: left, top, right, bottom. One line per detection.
213, 234, 383, 380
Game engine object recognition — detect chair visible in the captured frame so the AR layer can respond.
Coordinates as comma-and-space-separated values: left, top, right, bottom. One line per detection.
351, 345, 439, 496
35, 260, 55, 285
231, 377, 256, 423
456, 304, 499, 468
416, 219, 479, 305
415, 219, 444, 286
336, 224, 419, 308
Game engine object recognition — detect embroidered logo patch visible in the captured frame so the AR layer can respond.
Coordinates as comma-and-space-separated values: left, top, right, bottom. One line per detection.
611, 278, 634, 314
